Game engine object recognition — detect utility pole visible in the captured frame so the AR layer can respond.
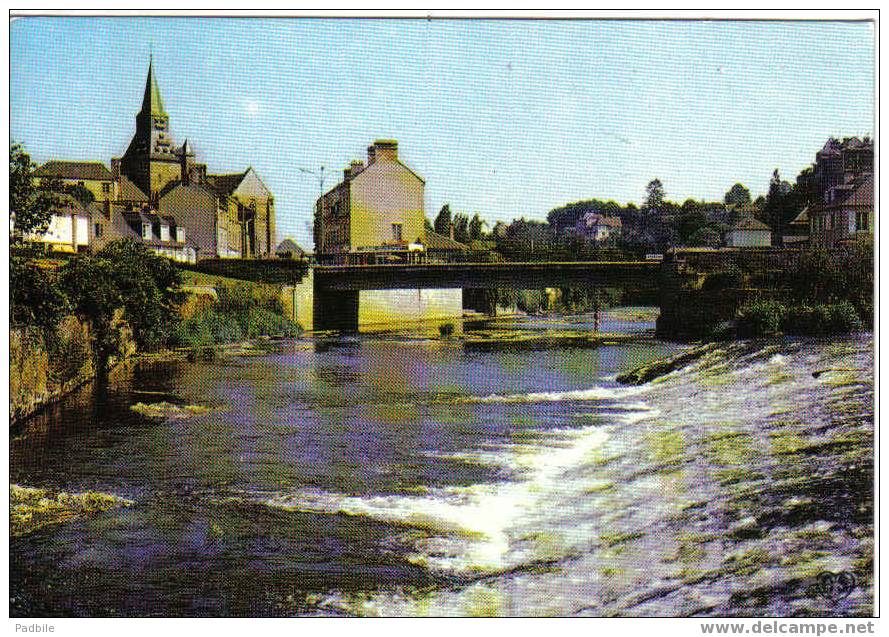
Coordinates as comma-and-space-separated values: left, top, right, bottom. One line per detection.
298, 166, 325, 255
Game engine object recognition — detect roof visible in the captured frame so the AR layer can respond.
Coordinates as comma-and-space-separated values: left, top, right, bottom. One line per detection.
35, 160, 112, 181
729, 216, 771, 232
423, 231, 470, 251
141, 58, 166, 116
789, 206, 809, 225
276, 238, 306, 257
581, 213, 622, 228
118, 173, 148, 202
207, 171, 246, 196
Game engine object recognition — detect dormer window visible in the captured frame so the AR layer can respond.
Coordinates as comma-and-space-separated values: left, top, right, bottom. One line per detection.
160, 223, 170, 242
142, 222, 152, 240
175, 227, 185, 243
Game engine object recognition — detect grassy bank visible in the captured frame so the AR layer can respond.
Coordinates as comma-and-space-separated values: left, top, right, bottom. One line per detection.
170, 278, 301, 349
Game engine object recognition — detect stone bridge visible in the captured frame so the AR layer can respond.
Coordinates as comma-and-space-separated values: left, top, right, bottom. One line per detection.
187, 249, 809, 338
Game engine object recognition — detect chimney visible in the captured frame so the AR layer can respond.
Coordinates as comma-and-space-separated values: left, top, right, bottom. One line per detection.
343, 166, 352, 181
350, 159, 364, 176
367, 145, 376, 165
374, 139, 398, 161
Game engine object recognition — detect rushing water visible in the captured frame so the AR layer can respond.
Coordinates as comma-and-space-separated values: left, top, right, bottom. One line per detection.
10, 309, 874, 617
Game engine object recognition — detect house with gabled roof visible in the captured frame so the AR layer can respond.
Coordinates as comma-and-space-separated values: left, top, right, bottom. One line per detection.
315, 140, 426, 264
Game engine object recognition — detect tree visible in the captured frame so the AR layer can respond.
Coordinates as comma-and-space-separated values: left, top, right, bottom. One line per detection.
434, 204, 452, 235
468, 213, 485, 241
764, 169, 793, 240
65, 183, 95, 207
724, 183, 751, 206
10, 256, 69, 331
645, 179, 665, 213
96, 239, 183, 351
10, 142, 60, 236
61, 239, 184, 373
452, 213, 470, 244
61, 255, 125, 375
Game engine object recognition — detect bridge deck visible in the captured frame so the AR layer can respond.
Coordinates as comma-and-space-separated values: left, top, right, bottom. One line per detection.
313, 261, 661, 290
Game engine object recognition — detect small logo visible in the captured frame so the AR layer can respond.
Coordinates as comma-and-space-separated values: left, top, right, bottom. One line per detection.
815, 571, 857, 602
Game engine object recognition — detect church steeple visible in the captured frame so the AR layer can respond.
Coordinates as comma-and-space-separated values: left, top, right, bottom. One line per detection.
141, 56, 167, 117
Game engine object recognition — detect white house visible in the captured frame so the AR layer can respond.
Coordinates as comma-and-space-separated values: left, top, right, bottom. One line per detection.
724, 216, 772, 248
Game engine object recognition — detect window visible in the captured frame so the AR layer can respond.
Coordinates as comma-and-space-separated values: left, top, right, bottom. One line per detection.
95, 223, 103, 238
102, 183, 111, 193
160, 224, 170, 242
392, 223, 403, 242
856, 211, 869, 232
142, 222, 152, 240
176, 227, 185, 243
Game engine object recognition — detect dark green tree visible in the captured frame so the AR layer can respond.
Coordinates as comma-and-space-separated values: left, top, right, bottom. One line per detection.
433, 204, 452, 235
10, 142, 60, 236
96, 239, 183, 351
61, 239, 184, 373
61, 255, 125, 375
645, 178, 665, 213
10, 256, 69, 331
453, 213, 470, 244
724, 183, 751, 206
65, 183, 95, 207
468, 213, 484, 241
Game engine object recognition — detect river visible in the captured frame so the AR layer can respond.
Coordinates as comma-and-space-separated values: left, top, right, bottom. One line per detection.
9, 308, 874, 617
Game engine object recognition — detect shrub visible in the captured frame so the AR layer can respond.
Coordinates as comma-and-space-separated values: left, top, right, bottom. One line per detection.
702, 268, 744, 292
825, 301, 862, 334
781, 302, 862, 336
735, 300, 785, 338
244, 307, 300, 338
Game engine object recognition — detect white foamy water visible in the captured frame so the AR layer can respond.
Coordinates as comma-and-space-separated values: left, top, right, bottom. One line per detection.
456, 384, 646, 404
265, 402, 656, 576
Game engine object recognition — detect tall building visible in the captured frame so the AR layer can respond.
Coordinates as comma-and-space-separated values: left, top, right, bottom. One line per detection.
315, 140, 426, 264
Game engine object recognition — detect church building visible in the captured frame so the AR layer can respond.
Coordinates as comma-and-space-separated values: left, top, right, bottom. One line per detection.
33, 58, 276, 261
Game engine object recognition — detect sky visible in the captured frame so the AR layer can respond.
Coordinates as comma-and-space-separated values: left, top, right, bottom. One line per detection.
10, 17, 874, 249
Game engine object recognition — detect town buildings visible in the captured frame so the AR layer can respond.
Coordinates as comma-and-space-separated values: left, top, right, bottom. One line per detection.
806, 137, 874, 247
26, 59, 276, 262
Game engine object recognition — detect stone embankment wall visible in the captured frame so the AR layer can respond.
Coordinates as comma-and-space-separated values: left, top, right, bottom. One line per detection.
10, 312, 135, 426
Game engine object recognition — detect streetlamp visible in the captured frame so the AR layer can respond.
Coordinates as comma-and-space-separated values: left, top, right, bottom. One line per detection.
298, 166, 325, 256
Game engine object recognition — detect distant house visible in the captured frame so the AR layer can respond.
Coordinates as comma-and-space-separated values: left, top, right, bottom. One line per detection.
808, 173, 873, 248
724, 216, 772, 247
276, 238, 307, 260
422, 230, 471, 263
574, 212, 622, 244
783, 206, 810, 246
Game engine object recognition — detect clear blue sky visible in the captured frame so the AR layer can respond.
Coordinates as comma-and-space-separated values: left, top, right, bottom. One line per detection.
11, 17, 874, 249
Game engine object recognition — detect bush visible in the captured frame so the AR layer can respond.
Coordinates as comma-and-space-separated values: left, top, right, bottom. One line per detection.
825, 301, 862, 334
702, 268, 744, 292
777, 302, 862, 336
735, 300, 785, 338
244, 307, 300, 339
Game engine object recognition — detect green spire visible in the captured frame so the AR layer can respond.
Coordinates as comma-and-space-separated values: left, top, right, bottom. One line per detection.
141, 56, 166, 116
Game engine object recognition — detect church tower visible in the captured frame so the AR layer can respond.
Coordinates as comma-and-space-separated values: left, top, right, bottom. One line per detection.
120, 57, 182, 202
